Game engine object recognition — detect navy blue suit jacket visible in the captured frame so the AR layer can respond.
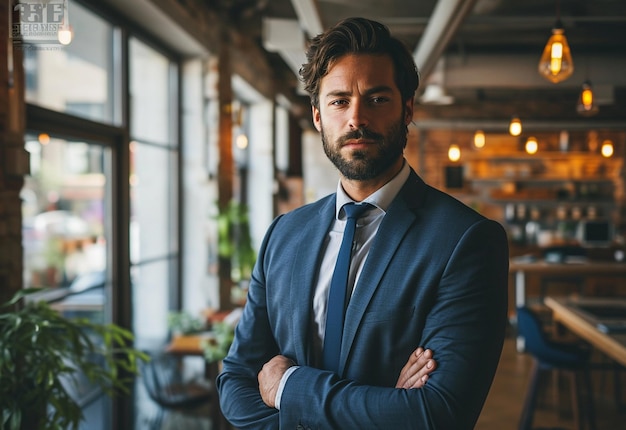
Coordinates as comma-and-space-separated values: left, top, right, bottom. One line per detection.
216, 169, 509, 429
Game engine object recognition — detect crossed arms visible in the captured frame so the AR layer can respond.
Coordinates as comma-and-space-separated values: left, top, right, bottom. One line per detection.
258, 346, 436, 408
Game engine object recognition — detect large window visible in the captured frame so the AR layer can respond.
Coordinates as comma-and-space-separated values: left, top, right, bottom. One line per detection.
129, 37, 179, 350
23, 1, 118, 125
22, 2, 181, 428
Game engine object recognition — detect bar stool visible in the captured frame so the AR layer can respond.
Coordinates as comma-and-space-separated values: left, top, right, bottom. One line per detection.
516, 306, 596, 430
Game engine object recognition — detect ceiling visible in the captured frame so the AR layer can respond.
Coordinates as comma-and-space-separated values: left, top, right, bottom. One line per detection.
228, 0, 626, 129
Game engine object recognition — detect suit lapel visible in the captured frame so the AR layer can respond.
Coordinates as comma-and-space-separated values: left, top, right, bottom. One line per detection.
339, 172, 425, 373
289, 198, 336, 366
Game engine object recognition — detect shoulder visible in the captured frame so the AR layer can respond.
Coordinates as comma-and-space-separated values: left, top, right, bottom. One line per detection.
402, 169, 485, 223
263, 194, 335, 239
400, 169, 506, 240
276, 194, 334, 223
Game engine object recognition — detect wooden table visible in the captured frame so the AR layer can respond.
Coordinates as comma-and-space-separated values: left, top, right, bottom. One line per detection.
167, 333, 213, 356
510, 259, 626, 308
544, 296, 626, 368
509, 259, 626, 351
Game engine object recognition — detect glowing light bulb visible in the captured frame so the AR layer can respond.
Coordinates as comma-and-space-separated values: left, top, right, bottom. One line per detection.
538, 26, 574, 83
577, 81, 598, 116
236, 133, 249, 149
509, 117, 522, 136
550, 42, 563, 74
473, 130, 485, 149
601, 140, 614, 158
58, 26, 73, 45
448, 144, 461, 162
581, 88, 593, 107
525, 137, 538, 155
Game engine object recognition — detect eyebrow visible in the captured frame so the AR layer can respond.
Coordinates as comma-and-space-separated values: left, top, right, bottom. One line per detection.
324, 85, 395, 99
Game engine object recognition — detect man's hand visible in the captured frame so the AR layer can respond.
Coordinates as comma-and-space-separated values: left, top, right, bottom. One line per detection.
395, 347, 437, 389
258, 355, 296, 408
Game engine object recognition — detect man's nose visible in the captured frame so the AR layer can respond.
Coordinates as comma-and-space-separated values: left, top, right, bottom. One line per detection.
347, 101, 369, 130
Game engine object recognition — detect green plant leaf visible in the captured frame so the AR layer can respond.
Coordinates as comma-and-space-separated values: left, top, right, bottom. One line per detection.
0, 288, 148, 430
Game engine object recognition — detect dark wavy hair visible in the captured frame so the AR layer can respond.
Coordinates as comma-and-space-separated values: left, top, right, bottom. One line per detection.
299, 17, 420, 109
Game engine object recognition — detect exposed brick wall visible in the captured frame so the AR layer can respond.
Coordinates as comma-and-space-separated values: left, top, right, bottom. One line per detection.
0, 3, 26, 305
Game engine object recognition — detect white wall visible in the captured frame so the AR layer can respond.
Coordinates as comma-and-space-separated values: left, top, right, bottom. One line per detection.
247, 101, 275, 249
302, 129, 338, 203
181, 58, 219, 312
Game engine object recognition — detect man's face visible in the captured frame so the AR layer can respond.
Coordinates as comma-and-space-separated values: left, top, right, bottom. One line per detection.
312, 54, 413, 181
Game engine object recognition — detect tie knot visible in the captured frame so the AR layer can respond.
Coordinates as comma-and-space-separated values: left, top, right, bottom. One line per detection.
342, 202, 371, 220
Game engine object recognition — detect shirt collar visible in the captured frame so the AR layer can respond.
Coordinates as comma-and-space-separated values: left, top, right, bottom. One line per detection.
335, 160, 410, 219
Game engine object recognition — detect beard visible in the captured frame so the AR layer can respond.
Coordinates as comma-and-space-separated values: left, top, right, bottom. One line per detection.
321, 115, 407, 181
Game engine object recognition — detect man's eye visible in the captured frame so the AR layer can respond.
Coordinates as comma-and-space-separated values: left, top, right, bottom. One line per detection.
371, 97, 389, 104
330, 99, 348, 106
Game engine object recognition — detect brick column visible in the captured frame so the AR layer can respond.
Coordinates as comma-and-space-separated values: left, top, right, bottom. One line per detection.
0, 2, 27, 304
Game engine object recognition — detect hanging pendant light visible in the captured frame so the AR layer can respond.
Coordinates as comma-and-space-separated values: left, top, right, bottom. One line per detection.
576, 80, 599, 116
601, 140, 614, 158
509, 116, 522, 136
57, 25, 73, 45
538, 2, 574, 83
448, 144, 461, 162
538, 25, 574, 83
57, 0, 73, 45
473, 130, 485, 149
525, 136, 538, 155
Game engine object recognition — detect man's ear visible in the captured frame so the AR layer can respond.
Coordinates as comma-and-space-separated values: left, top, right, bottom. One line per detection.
404, 97, 414, 125
312, 105, 322, 132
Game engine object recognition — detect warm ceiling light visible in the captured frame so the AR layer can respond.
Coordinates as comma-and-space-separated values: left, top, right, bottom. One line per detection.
525, 136, 538, 155
576, 80, 599, 116
57, 0, 73, 45
509, 116, 522, 136
601, 140, 614, 158
236, 133, 249, 149
473, 130, 485, 149
448, 144, 461, 162
38, 133, 50, 145
538, 19, 574, 83
57, 25, 73, 45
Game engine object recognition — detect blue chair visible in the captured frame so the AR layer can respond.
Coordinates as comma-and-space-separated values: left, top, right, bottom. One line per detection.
516, 306, 596, 430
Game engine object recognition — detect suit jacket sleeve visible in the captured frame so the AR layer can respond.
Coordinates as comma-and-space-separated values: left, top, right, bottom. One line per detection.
217, 201, 509, 429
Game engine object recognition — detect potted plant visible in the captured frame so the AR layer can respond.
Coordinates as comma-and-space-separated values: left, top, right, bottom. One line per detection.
216, 200, 256, 285
0, 288, 148, 430
201, 321, 235, 364
167, 310, 206, 336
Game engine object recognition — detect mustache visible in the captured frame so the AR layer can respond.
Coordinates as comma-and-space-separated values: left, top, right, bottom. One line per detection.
339, 127, 384, 144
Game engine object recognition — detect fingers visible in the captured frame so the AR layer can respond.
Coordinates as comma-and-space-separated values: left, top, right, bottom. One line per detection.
404, 351, 436, 389
258, 355, 296, 408
395, 347, 437, 389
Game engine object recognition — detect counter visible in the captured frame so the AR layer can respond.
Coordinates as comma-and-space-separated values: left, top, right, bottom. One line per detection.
510, 257, 626, 308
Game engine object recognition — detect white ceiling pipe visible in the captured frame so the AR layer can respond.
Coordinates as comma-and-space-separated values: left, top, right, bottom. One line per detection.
413, 0, 478, 82
290, 0, 324, 38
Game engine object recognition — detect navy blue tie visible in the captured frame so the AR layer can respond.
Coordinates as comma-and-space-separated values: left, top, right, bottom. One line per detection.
323, 202, 371, 373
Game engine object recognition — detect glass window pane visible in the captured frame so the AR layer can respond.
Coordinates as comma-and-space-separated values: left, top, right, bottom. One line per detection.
22, 134, 108, 296
130, 141, 179, 263
22, 132, 114, 426
23, 2, 117, 124
129, 38, 173, 145
131, 260, 175, 349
